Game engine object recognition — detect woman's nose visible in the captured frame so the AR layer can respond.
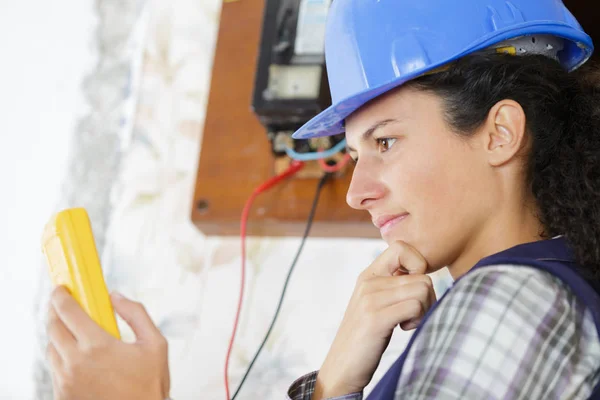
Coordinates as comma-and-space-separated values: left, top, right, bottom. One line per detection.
346, 160, 386, 210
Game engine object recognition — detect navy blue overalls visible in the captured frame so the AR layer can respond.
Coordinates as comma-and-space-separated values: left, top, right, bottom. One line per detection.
367, 237, 600, 399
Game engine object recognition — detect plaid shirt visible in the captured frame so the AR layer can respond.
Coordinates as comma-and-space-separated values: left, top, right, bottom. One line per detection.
287, 265, 600, 399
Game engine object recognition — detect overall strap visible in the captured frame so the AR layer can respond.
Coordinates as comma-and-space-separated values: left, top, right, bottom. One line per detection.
472, 257, 600, 399
367, 238, 600, 399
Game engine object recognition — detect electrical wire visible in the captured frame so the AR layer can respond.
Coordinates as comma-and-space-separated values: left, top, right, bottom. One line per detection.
224, 160, 305, 400
284, 139, 347, 161
318, 151, 353, 173
231, 173, 331, 400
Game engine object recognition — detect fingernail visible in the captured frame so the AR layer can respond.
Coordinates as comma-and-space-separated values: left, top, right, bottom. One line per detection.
393, 266, 409, 276
111, 291, 124, 300
53, 285, 65, 294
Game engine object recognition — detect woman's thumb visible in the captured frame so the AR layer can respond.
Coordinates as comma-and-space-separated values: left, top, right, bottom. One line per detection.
110, 292, 160, 341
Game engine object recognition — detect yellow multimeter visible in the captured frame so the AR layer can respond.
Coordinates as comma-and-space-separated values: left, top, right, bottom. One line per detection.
42, 207, 121, 339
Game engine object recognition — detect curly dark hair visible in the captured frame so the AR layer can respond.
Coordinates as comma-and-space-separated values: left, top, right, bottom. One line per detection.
407, 52, 600, 279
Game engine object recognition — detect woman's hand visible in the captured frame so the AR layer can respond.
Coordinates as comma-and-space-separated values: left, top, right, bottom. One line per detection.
46, 286, 170, 400
313, 241, 436, 399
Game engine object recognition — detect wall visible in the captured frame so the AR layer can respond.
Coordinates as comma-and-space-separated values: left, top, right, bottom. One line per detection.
0, 1, 97, 399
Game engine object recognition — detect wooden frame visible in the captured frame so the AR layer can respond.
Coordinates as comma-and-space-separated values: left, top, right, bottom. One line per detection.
191, 0, 379, 238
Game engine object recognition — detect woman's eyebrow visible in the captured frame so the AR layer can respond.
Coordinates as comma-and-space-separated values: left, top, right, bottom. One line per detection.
346, 118, 398, 152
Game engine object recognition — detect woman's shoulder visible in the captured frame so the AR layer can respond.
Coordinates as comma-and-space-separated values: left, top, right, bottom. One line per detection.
425, 264, 600, 372
439, 264, 592, 326
452, 264, 571, 301
398, 265, 600, 398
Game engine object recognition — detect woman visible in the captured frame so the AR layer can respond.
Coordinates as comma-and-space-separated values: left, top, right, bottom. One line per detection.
46, 0, 600, 399
286, 0, 600, 399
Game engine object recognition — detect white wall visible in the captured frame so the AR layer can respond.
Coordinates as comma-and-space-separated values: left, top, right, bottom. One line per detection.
0, 1, 97, 398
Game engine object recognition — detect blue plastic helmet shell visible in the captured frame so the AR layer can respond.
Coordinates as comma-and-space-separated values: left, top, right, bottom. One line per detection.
292, 0, 594, 140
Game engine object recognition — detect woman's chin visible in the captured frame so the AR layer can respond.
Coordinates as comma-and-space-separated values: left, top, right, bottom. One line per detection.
382, 231, 409, 245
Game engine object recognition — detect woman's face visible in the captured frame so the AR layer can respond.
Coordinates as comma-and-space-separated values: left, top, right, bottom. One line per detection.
345, 86, 499, 272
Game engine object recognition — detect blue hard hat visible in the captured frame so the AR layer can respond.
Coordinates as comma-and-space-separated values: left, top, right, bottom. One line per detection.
292, 0, 594, 140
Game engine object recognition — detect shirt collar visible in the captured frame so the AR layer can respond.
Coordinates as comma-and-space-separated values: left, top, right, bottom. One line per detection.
474, 235, 575, 268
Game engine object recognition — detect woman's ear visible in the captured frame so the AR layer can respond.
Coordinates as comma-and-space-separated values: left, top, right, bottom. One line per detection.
482, 99, 528, 167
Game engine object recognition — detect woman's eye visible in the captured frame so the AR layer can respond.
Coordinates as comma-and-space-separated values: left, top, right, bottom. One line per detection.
376, 138, 397, 153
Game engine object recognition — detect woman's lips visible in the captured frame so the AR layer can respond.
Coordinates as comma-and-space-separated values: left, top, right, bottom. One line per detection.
373, 213, 409, 236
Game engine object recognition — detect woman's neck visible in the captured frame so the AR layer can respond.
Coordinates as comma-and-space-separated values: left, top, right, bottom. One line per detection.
447, 200, 545, 280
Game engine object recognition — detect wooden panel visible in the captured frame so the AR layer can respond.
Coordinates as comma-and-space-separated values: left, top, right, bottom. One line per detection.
191, 0, 378, 238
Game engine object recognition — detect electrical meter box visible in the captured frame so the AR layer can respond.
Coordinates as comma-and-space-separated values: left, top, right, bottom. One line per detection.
252, 0, 333, 134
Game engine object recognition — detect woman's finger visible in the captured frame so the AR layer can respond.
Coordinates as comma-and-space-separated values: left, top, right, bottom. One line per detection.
47, 304, 77, 360
51, 286, 108, 345
376, 299, 426, 331
46, 342, 62, 372
361, 274, 434, 293
110, 292, 162, 342
364, 282, 434, 316
51, 372, 64, 400
365, 241, 429, 278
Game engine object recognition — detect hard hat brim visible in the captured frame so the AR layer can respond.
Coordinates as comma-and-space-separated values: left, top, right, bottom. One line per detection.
292, 23, 593, 140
